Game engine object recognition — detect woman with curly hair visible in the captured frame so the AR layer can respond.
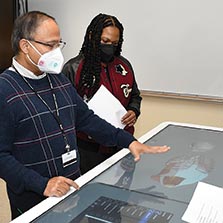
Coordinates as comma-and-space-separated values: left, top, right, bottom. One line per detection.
63, 13, 142, 174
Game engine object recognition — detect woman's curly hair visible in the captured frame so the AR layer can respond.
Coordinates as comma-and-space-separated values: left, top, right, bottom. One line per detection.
78, 13, 124, 98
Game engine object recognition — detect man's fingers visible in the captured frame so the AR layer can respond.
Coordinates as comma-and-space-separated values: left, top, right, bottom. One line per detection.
44, 176, 80, 197
64, 178, 80, 190
134, 155, 140, 162
151, 145, 170, 153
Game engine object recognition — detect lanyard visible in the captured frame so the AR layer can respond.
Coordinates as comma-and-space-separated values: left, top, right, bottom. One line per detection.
13, 67, 71, 152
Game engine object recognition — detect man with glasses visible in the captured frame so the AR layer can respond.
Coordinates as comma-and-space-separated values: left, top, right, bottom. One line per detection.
0, 11, 170, 219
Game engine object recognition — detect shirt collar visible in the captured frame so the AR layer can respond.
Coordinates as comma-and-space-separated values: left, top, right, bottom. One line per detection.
10, 57, 46, 80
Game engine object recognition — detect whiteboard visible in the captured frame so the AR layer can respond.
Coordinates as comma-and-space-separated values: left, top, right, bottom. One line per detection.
29, 0, 223, 99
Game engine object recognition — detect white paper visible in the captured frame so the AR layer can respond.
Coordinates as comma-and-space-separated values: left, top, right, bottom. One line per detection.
182, 182, 223, 223
88, 85, 127, 129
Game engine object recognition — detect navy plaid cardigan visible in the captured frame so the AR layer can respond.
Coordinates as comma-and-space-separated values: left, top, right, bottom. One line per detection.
0, 69, 135, 213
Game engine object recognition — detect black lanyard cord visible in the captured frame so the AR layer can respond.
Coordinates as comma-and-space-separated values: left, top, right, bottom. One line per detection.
13, 66, 70, 152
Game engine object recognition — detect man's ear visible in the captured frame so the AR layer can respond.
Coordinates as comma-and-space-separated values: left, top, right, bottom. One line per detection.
19, 39, 29, 54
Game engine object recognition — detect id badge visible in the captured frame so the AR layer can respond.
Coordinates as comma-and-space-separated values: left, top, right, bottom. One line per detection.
62, 150, 77, 168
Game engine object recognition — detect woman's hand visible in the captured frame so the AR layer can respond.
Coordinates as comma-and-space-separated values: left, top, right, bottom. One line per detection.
121, 110, 137, 126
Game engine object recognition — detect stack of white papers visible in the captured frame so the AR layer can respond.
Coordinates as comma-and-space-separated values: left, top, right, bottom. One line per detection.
182, 181, 223, 223
87, 85, 127, 129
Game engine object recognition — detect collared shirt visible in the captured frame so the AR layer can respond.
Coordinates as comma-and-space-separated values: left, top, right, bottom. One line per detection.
10, 57, 46, 79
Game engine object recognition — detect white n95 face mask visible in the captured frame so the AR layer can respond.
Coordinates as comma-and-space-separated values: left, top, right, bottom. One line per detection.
37, 47, 64, 74
27, 40, 64, 74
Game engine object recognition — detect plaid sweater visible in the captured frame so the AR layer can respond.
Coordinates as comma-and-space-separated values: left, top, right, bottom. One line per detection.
0, 69, 135, 212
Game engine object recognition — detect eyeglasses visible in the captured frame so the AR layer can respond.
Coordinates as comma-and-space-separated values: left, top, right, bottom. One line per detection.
27, 39, 66, 50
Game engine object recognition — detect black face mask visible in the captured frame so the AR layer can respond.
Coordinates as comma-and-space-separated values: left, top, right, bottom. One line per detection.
100, 43, 117, 63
